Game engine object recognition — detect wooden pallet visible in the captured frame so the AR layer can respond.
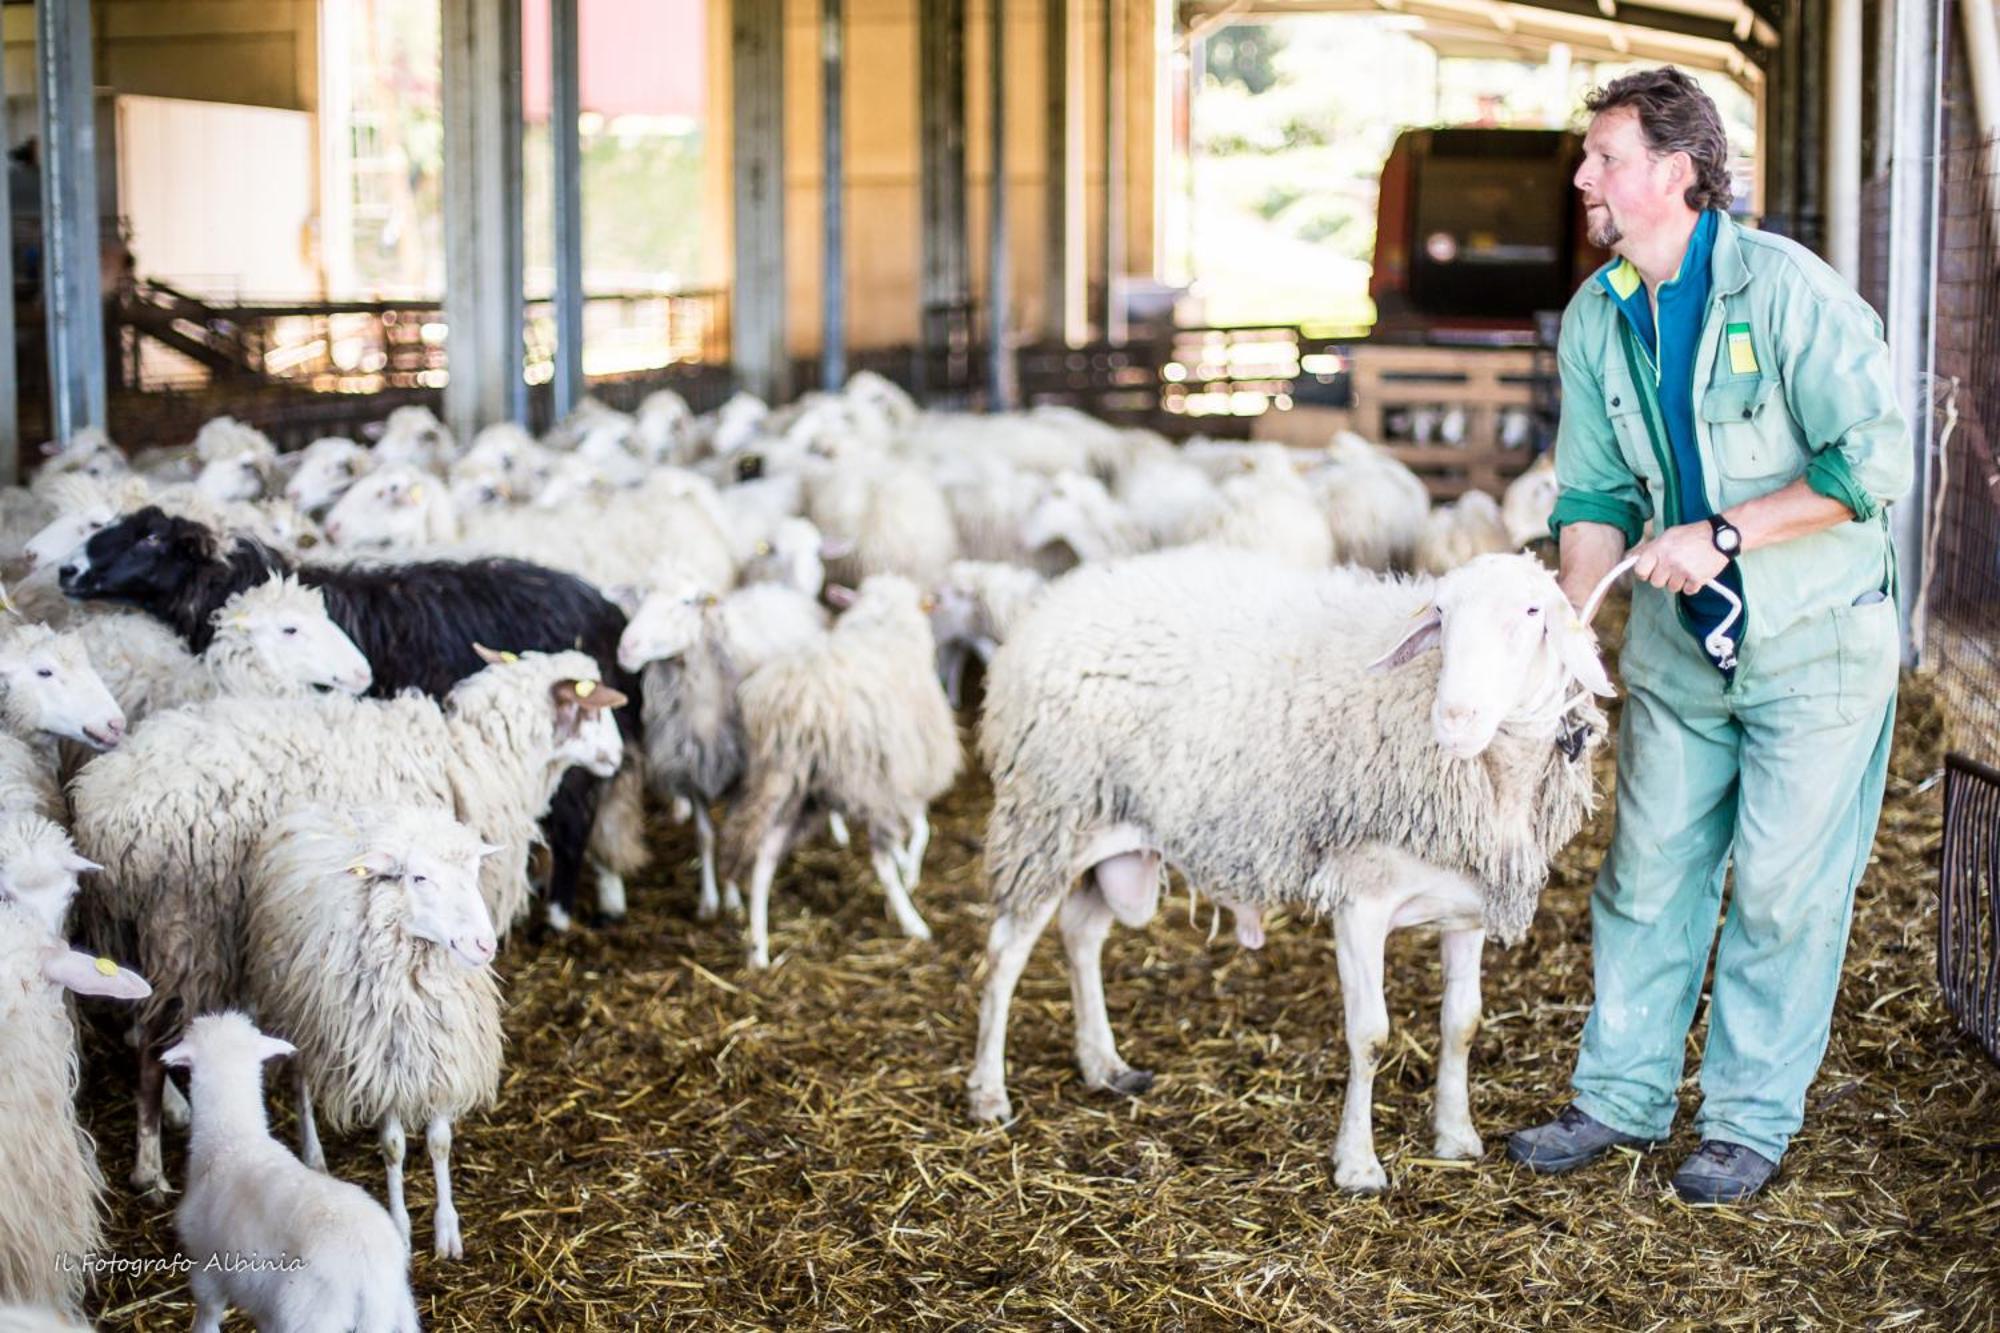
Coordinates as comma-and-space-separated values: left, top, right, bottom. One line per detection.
1253, 343, 1541, 499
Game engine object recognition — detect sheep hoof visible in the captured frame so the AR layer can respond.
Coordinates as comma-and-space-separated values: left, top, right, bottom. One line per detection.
694, 896, 720, 923
131, 1170, 173, 1200
1434, 1126, 1485, 1161
1334, 1157, 1389, 1194
746, 944, 770, 971
966, 1084, 1013, 1124
589, 910, 625, 930
1104, 1067, 1156, 1098
544, 902, 573, 934
434, 1209, 464, 1261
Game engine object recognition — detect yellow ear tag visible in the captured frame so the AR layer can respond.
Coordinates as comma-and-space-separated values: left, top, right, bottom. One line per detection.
573, 679, 596, 698
755, 541, 773, 556
1568, 614, 1585, 633
499, 651, 519, 664
348, 864, 371, 878
408, 484, 427, 504
94, 956, 119, 976
231, 616, 250, 629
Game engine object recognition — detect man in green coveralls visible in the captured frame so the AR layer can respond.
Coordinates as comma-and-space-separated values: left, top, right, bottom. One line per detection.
1506, 68, 1911, 1203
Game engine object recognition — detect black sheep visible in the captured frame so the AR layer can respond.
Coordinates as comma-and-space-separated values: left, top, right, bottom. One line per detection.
61, 505, 641, 926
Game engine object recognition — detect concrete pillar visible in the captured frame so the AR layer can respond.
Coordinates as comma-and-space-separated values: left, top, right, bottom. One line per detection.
551, 0, 585, 418
442, 0, 526, 443
36, 0, 107, 443
732, 0, 788, 403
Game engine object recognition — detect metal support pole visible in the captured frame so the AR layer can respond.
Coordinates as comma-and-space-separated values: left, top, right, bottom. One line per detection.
551, 0, 585, 418
732, 0, 788, 404
821, 0, 846, 391
1827, 0, 1863, 282
1042, 0, 1078, 344
0, 35, 17, 480
36, 0, 106, 442
1101, 0, 1125, 344
987, 0, 1012, 408
919, 0, 968, 398
442, 0, 526, 443
1796, 0, 1827, 253
1885, 0, 1944, 665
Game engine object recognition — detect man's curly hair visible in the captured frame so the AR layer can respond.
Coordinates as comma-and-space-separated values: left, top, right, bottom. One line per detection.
1584, 66, 1734, 213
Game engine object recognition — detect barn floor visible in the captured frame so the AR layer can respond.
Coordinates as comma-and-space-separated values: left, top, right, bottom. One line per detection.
78, 633, 1999, 1331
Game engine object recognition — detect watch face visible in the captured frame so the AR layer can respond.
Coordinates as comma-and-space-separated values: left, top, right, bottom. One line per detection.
1716, 525, 1741, 553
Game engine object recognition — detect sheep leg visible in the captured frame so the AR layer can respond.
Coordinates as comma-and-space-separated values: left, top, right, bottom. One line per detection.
428, 1116, 462, 1260
827, 811, 851, 848
1062, 883, 1152, 1097
744, 819, 791, 970
869, 827, 933, 942
380, 1114, 409, 1246
1433, 927, 1487, 1160
297, 1066, 326, 1171
894, 808, 931, 890
940, 642, 970, 711
1331, 900, 1393, 1193
693, 802, 726, 922
132, 1037, 169, 1196
966, 893, 1064, 1123
189, 1267, 226, 1333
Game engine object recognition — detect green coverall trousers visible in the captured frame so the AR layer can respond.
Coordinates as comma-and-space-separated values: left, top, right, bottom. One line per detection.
1571, 583, 1900, 1163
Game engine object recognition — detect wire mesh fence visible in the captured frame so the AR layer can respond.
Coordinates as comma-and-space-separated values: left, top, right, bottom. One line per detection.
1918, 133, 2000, 766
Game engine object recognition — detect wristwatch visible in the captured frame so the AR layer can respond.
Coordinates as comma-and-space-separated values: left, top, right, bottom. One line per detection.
1707, 514, 1743, 557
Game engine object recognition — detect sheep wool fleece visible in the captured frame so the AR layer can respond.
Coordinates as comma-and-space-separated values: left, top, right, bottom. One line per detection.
1550, 214, 1911, 1163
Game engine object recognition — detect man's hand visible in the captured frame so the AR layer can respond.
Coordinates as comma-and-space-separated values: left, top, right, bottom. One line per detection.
1630, 521, 1729, 595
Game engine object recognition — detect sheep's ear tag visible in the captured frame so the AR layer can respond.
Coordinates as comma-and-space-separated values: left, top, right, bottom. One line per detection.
500, 651, 518, 664
700, 594, 719, 608
231, 616, 250, 629
573, 678, 596, 698
754, 540, 773, 556
93, 955, 119, 977
347, 863, 371, 878
408, 484, 427, 504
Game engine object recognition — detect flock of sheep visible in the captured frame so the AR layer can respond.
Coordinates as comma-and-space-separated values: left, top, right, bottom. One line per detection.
0, 372, 1593, 1331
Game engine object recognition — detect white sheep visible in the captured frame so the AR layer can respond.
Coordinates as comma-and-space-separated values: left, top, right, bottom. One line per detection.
0, 855, 148, 1318
1306, 432, 1432, 571
618, 572, 829, 921
374, 404, 455, 472
1017, 472, 1148, 571
805, 462, 959, 591
634, 388, 698, 465
1188, 445, 1334, 568
1501, 452, 1560, 549
722, 575, 961, 969
72, 648, 624, 1194
283, 436, 375, 517
163, 1011, 420, 1333
28, 429, 129, 499
736, 517, 828, 597
967, 547, 1611, 1192
0, 622, 129, 817
245, 805, 501, 1259
191, 417, 280, 504
0, 1303, 95, 1332
1414, 489, 1513, 575
928, 560, 1047, 710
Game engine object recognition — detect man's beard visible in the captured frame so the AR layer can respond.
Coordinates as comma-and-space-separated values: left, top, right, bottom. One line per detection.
1586, 206, 1622, 248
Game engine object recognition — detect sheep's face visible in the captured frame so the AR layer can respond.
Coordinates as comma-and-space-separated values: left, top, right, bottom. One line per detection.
215, 580, 373, 695
1370, 553, 1614, 760
0, 628, 127, 750
0, 834, 96, 937
618, 582, 713, 672
162, 1011, 292, 1073
284, 439, 370, 515
1018, 475, 1105, 557
61, 506, 213, 607
24, 503, 117, 573
551, 677, 628, 778
371, 840, 500, 969
323, 466, 432, 548
449, 464, 513, 512
741, 519, 825, 598
194, 450, 268, 504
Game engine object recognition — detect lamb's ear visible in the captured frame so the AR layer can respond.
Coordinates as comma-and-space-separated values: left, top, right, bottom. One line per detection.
1551, 607, 1617, 698
1367, 603, 1441, 672
603, 583, 644, 616
257, 1033, 297, 1063
160, 1037, 194, 1068
473, 841, 505, 863
42, 945, 152, 1002
824, 583, 858, 610
65, 852, 102, 876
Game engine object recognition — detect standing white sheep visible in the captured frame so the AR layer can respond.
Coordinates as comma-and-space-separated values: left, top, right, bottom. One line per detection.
0, 852, 148, 1318
245, 805, 501, 1259
164, 1011, 420, 1333
1414, 489, 1513, 574
967, 547, 1610, 1192
928, 560, 1047, 710
722, 575, 961, 969
1306, 432, 1432, 570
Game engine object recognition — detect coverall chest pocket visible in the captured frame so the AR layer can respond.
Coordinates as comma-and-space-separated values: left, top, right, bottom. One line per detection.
1702, 376, 1800, 481
1602, 366, 1662, 494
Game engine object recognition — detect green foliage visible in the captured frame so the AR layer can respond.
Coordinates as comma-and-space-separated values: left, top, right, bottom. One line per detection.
1204, 25, 1285, 95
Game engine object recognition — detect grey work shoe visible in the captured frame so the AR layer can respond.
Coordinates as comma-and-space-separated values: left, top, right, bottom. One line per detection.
1671, 1140, 1778, 1204
1506, 1103, 1660, 1173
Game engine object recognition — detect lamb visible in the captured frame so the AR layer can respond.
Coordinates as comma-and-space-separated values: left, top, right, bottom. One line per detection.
618, 572, 829, 921
737, 516, 829, 597
633, 388, 697, 465
805, 463, 959, 590
71, 647, 624, 1194
722, 575, 961, 969
59, 505, 641, 930
928, 560, 1047, 710
966, 546, 1611, 1192
1017, 472, 1148, 571
191, 417, 280, 503
374, 403, 455, 472
244, 805, 501, 1259
1414, 489, 1513, 575
0, 622, 127, 822
1306, 432, 1432, 570
163, 1012, 420, 1333
1187, 445, 1334, 568
0, 858, 149, 1317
